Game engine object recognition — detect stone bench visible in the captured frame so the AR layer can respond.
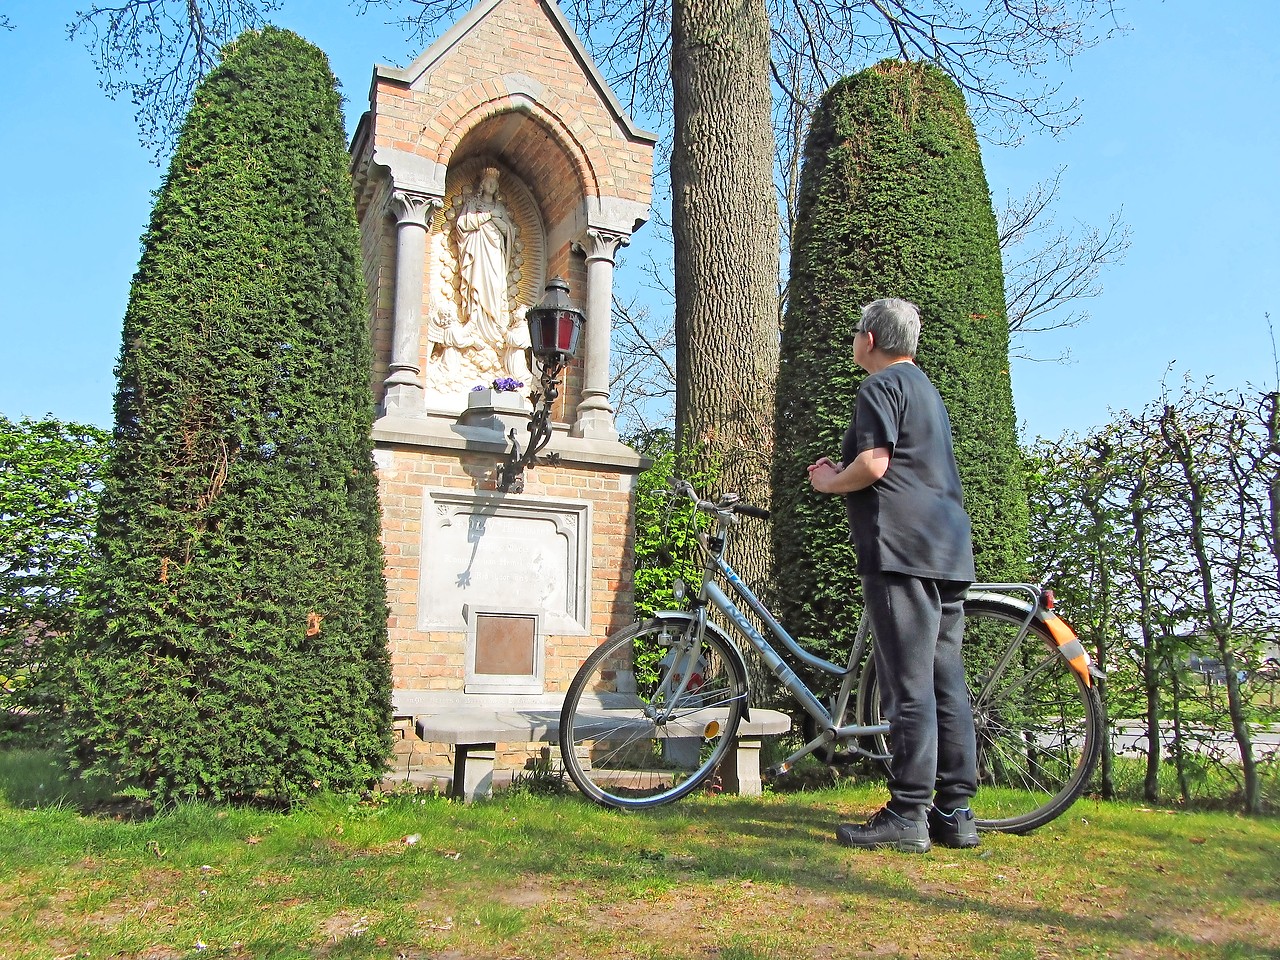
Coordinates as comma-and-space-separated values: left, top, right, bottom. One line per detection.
393, 692, 791, 803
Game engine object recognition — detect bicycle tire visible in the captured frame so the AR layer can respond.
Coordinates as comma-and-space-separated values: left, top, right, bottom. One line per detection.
559, 617, 748, 809
856, 597, 1103, 834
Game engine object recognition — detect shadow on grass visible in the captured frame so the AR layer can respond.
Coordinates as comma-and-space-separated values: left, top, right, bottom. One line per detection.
0, 747, 132, 814
513, 793, 1280, 957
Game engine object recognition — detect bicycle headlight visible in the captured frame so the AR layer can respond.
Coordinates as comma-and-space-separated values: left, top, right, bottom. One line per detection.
672, 577, 687, 602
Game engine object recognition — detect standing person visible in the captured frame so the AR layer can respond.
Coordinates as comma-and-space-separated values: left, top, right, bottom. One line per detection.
807, 298, 980, 853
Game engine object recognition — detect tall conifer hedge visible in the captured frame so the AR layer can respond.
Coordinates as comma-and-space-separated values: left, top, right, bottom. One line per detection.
770, 61, 1028, 678
65, 27, 391, 803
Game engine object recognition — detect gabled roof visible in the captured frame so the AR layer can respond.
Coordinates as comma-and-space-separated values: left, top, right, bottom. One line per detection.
373, 0, 656, 145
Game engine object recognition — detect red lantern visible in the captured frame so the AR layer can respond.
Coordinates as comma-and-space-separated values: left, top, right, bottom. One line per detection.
526, 277, 584, 361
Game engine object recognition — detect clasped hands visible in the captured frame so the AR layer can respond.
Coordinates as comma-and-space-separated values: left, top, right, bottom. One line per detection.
807, 456, 843, 494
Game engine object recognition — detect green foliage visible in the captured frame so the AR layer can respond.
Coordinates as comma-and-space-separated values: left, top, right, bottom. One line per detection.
771, 61, 1028, 678
63, 27, 391, 805
629, 429, 713, 620
627, 430, 719, 686
0, 416, 109, 735
507, 754, 571, 797
1025, 380, 1280, 813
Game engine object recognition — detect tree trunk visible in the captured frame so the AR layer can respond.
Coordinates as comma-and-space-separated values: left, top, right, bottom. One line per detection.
671, 0, 780, 598
1130, 482, 1163, 802
1085, 499, 1115, 799
1268, 391, 1280, 592
1168, 657, 1191, 804
1161, 407, 1260, 813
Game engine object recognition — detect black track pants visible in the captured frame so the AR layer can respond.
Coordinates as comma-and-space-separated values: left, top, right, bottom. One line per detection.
863, 571, 978, 818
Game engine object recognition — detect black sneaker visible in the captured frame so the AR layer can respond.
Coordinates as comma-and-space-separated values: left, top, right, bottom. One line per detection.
836, 807, 931, 853
928, 805, 980, 849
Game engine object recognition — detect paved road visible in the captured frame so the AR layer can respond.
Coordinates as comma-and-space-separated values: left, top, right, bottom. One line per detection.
1111, 722, 1280, 761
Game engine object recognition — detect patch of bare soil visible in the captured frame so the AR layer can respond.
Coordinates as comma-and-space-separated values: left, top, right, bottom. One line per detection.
319, 908, 381, 943
491, 879, 555, 908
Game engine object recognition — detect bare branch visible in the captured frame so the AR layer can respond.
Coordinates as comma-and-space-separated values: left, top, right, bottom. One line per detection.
995, 166, 1130, 359
998, 166, 1065, 247
610, 294, 676, 436
1007, 209, 1129, 336
68, 0, 284, 160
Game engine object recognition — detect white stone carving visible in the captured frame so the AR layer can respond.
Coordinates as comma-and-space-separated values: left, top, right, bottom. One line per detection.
454, 167, 517, 346
504, 304, 533, 385
419, 163, 546, 410
425, 297, 480, 393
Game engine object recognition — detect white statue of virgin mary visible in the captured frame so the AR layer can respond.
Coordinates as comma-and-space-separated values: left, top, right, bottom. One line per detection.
453, 167, 515, 346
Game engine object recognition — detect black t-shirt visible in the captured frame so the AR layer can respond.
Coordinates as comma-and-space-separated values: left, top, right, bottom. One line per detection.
840, 362, 976, 581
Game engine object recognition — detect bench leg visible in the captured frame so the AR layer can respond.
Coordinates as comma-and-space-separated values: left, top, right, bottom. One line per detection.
541, 744, 591, 772
451, 743, 497, 803
721, 736, 764, 796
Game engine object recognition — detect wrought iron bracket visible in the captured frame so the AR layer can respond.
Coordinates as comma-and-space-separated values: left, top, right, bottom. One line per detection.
497, 354, 569, 492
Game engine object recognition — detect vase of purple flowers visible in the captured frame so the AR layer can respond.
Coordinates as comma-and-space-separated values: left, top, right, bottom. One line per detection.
466, 377, 528, 416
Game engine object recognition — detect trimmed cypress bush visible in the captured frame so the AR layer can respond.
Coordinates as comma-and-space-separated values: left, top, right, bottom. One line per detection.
770, 60, 1028, 679
65, 27, 391, 803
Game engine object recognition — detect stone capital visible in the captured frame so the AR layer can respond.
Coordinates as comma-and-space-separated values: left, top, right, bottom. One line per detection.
578, 228, 630, 265
388, 189, 441, 228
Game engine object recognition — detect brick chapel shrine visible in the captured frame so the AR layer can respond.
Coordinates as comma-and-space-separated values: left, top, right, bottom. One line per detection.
347, 0, 656, 777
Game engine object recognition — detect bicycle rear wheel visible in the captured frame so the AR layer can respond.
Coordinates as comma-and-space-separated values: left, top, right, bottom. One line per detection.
858, 598, 1102, 833
559, 617, 748, 809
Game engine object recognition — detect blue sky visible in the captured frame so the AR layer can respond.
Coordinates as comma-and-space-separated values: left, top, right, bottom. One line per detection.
1, 1, 1276, 443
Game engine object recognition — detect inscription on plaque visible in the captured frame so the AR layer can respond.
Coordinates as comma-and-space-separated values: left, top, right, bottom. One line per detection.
419, 490, 591, 634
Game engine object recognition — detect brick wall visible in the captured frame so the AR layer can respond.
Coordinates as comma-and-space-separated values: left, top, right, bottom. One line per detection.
377, 444, 639, 770
352, 0, 654, 778
368, 0, 652, 208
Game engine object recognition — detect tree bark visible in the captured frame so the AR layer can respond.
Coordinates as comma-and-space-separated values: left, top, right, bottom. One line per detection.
671, 0, 780, 593
1130, 480, 1163, 803
1084, 497, 1116, 800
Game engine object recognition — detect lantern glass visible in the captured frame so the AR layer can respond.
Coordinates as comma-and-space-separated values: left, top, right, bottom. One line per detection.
556, 310, 581, 354
526, 278, 584, 361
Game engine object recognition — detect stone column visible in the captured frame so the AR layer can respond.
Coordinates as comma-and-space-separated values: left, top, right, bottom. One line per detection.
383, 189, 441, 415
572, 227, 629, 439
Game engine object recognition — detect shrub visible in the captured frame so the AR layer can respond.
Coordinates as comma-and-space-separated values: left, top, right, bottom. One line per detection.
63, 27, 391, 804
629, 429, 715, 620
0, 416, 108, 740
771, 61, 1028, 681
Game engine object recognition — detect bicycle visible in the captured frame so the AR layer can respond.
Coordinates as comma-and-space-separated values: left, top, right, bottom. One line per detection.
558, 480, 1104, 834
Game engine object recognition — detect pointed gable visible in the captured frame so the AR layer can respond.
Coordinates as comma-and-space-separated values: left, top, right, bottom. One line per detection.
355, 0, 654, 216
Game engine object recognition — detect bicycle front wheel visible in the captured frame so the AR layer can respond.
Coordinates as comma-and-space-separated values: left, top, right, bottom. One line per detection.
858, 598, 1103, 833
559, 617, 748, 809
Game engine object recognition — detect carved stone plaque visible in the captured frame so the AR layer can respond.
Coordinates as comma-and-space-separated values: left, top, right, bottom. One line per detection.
419, 490, 591, 635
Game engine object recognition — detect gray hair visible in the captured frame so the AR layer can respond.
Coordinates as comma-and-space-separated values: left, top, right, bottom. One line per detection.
860, 298, 920, 357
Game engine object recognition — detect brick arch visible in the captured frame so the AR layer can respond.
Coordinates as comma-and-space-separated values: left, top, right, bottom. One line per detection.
432, 86, 605, 200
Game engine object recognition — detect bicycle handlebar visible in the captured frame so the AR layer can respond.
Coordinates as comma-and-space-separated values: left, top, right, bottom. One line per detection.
672, 479, 771, 521
733, 502, 771, 520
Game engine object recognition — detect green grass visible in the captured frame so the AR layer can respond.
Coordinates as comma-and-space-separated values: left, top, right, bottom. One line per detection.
2, 748, 1278, 959
1111, 756, 1279, 808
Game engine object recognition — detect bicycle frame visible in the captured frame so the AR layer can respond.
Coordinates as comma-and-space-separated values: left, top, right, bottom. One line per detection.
559, 481, 1101, 823
666, 495, 1067, 776
673, 504, 892, 773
